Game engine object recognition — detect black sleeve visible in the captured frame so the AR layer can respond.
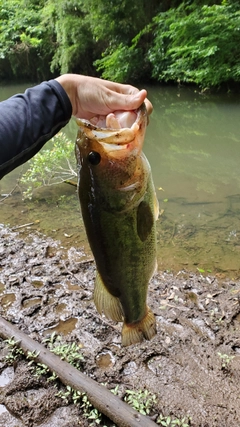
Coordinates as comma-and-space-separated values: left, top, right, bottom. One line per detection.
0, 79, 72, 180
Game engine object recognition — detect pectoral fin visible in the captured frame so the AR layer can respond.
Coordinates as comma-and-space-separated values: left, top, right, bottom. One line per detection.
94, 272, 124, 322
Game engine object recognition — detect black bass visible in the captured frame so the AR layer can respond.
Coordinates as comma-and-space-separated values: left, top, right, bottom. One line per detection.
75, 103, 158, 346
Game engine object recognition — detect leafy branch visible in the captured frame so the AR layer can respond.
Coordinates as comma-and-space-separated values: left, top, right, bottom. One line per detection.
20, 132, 77, 199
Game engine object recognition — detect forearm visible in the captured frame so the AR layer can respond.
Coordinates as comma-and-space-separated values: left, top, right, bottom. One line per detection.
0, 80, 72, 180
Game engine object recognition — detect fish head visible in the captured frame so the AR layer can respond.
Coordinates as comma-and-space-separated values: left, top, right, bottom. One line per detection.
75, 103, 149, 210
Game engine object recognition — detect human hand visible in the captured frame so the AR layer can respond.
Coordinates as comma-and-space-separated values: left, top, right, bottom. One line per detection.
55, 74, 153, 120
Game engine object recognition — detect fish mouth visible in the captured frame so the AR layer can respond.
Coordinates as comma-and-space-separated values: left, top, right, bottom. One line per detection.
76, 103, 147, 146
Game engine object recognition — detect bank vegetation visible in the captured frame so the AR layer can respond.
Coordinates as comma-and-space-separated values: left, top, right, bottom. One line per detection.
0, 0, 240, 89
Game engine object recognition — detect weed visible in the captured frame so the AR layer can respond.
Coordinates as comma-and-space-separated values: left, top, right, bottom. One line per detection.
26, 350, 51, 377
197, 267, 212, 274
123, 388, 191, 426
43, 333, 84, 368
51, 342, 84, 367
72, 389, 82, 404
217, 352, 235, 369
110, 385, 120, 396
26, 350, 40, 360
4, 337, 24, 363
47, 371, 58, 382
157, 414, 191, 426
56, 390, 107, 426
5, 333, 84, 384
56, 385, 73, 403
80, 393, 113, 426
124, 389, 157, 415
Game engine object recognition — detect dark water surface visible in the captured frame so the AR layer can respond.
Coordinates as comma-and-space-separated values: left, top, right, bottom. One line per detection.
1, 83, 240, 277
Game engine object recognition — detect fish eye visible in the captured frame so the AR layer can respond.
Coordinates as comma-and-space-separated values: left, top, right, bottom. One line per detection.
87, 151, 101, 165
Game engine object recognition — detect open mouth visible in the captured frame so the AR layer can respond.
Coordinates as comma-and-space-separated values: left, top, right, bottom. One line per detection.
76, 110, 140, 145
90, 110, 137, 129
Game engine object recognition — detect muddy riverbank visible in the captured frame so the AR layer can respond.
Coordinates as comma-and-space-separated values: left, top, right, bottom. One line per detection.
0, 224, 240, 426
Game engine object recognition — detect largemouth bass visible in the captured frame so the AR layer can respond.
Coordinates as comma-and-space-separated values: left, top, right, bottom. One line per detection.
75, 103, 158, 346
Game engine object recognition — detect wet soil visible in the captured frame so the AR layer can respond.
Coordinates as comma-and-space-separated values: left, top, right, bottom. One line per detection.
0, 224, 240, 426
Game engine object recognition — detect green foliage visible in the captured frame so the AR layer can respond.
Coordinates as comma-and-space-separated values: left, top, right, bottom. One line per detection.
123, 387, 191, 425
217, 352, 235, 369
45, 0, 94, 74
1, 0, 240, 87
20, 132, 76, 199
92, 0, 158, 82
43, 332, 84, 368
83, 0, 159, 45
0, 0, 53, 80
5, 333, 84, 381
56, 385, 74, 402
124, 388, 157, 415
95, 44, 144, 83
80, 394, 104, 425
56, 388, 107, 426
157, 414, 191, 426
148, 1, 240, 88
4, 337, 24, 363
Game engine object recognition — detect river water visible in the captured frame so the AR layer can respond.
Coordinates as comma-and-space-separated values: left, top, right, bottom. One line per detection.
1, 83, 240, 277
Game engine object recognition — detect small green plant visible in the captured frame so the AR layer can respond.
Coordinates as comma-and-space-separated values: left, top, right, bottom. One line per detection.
43, 333, 84, 369
217, 352, 235, 369
5, 334, 84, 382
110, 385, 120, 396
55, 382, 112, 426
56, 385, 73, 403
48, 372, 58, 382
80, 393, 110, 426
124, 389, 157, 416
26, 350, 52, 377
197, 267, 212, 274
4, 337, 24, 363
26, 350, 39, 359
51, 342, 84, 367
58, 386, 116, 426
20, 132, 76, 199
85, 408, 102, 425
72, 389, 82, 405
157, 414, 191, 426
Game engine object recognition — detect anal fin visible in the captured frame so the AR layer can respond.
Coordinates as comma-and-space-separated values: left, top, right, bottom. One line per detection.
94, 272, 124, 322
121, 307, 156, 346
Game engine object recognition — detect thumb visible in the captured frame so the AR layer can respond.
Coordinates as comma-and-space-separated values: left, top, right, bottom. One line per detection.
111, 90, 153, 115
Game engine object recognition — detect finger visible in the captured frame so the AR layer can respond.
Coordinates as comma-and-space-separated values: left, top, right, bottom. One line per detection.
106, 89, 150, 111
127, 91, 153, 117
100, 80, 140, 96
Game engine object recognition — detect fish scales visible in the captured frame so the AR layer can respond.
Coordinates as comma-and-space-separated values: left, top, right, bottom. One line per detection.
75, 103, 158, 346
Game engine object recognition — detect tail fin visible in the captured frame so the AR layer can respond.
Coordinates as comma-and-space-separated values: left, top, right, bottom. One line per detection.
121, 307, 156, 346
94, 271, 124, 322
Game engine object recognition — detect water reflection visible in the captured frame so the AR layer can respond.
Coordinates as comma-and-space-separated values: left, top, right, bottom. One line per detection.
1, 83, 240, 276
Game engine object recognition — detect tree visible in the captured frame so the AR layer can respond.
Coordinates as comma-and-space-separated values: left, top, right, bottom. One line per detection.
0, 0, 53, 80
43, 0, 95, 75
86, 0, 160, 83
147, 1, 240, 88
